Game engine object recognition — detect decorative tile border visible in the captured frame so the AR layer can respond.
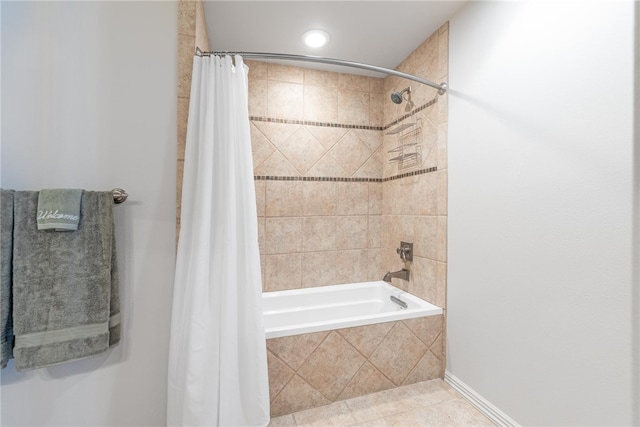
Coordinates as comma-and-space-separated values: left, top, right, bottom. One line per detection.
248, 97, 438, 132
254, 166, 437, 183
384, 97, 438, 131
249, 116, 383, 131
383, 166, 437, 182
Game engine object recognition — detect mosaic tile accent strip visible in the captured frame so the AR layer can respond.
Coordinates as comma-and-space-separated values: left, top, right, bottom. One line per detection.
250, 116, 383, 131
254, 166, 437, 183
384, 97, 438, 131
248, 97, 438, 133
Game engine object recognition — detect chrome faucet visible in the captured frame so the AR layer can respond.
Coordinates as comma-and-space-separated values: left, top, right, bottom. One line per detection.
383, 268, 410, 283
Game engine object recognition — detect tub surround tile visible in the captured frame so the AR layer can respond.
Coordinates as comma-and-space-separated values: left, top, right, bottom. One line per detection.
268, 81, 304, 120
367, 215, 382, 249
255, 151, 300, 177
248, 78, 268, 117
177, 97, 189, 160
245, 59, 268, 80
370, 93, 384, 128
353, 153, 383, 180
413, 172, 437, 216
436, 170, 448, 215
269, 63, 304, 84
306, 153, 348, 178
255, 180, 266, 217
367, 249, 384, 282
267, 332, 329, 371
338, 73, 370, 93
402, 350, 442, 386
266, 318, 446, 417
253, 121, 301, 149
336, 249, 370, 284
258, 218, 265, 254
338, 323, 394, 358
437, 123, 448, 169
336, 216, 368, 250
251, 122, 277, 169
268, 350, 296, 401
409, 256, 437, 303
436, 216, 447, 262
302, 252, 337, 288
302, 217, 336, 252
177, 34, 195, 99
266, 181, 303, 217
271, 374, 331, 417
304, 86, 338, 123
413, 216, 437, 260
304, 68, 338, 88
298, 332, 366, 401
368, 322, 427, 386
337, 361, 395, 401
436, 262, 447, 309
264, 254, 302, 291
306, 126, 348, 151
330, 132, 373, 176
336, 182, 369, 216
279, 127, 327, 175
266, 217, 302, 254
402, 315, 443, 348
353, 129, 383, 154
368, 182, 382, 215
302, 181, 337, 216
178, 0, 196, 36
430, 332, 444, 359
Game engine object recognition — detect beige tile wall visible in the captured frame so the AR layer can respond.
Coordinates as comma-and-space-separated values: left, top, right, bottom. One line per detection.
258, 22, 448, 416
381, 23, 449, 316
177, 0, 210, 235
248, 60, 387, 291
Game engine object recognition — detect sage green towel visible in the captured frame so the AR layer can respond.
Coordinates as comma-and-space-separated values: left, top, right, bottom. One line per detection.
1, 189, 14, 369
13, 191, 120, 371
37, 188, 83, 231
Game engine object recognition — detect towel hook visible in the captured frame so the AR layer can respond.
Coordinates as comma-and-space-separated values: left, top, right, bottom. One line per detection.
112, 188, 128, 204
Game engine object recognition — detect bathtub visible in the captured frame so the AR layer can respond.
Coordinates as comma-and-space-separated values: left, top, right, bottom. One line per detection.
263, 280, 442, 339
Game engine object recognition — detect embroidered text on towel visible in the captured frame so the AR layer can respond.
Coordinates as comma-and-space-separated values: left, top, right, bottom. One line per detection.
37, 211, 80, 221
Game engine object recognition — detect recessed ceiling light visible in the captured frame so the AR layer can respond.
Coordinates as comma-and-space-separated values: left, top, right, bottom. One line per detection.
301, 29, 330, 48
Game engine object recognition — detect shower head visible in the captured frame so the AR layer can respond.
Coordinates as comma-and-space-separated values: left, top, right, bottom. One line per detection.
390, 91, 404, 104
390, 86, 411, 104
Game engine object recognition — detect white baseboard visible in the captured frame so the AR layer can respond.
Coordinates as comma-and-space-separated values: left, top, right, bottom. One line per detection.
444, 371, 520, 427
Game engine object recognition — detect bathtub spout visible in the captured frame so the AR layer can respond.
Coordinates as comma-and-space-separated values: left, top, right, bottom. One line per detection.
383, 268, 410, 283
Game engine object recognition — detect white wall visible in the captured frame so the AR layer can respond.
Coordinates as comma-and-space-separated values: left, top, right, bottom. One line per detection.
447, 1, 637, 425
0, 2, 176, 425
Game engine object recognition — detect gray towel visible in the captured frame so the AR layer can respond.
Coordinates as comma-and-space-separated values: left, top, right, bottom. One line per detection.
37, 188, 83, 231
1, 189, 15, 369
12, 191, 120, 371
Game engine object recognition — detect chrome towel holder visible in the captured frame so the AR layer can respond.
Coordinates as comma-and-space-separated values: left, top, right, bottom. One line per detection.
111, 188, 128, 204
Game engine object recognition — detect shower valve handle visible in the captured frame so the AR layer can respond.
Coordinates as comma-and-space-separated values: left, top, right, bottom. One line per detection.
396, 242, 413, 263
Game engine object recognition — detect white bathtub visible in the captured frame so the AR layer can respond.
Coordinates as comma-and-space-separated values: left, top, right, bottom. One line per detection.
263, 281, 442, 339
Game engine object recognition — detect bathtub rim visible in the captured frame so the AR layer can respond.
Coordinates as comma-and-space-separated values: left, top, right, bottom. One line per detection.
262, 280, 442, 339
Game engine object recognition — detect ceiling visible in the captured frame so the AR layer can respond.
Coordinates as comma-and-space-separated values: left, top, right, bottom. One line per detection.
203, 1, 468, 77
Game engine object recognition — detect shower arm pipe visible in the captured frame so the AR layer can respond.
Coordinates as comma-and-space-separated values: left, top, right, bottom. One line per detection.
198, 50, 447, 95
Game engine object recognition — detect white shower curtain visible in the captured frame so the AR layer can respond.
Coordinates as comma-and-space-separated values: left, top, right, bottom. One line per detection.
167, 54, 270, 427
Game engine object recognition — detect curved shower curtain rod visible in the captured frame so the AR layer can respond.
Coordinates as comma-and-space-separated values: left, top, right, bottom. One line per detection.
196, 48, 448, 95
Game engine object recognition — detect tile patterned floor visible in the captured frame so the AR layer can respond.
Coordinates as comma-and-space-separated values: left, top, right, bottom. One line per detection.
268, 379, 495, 427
